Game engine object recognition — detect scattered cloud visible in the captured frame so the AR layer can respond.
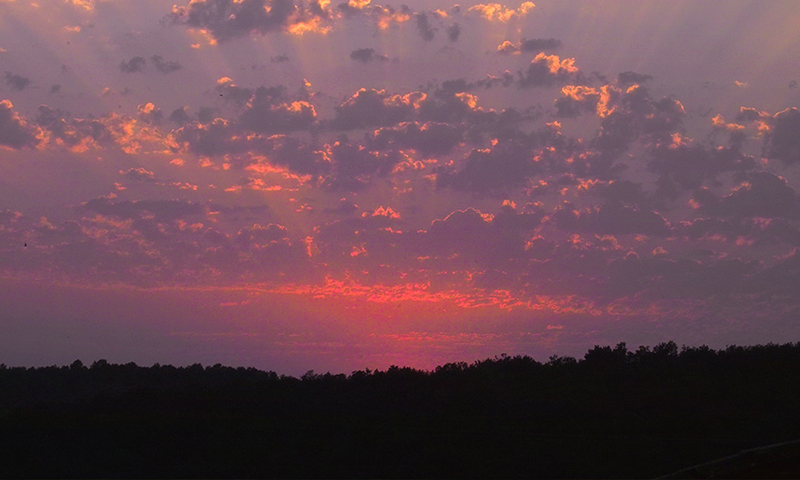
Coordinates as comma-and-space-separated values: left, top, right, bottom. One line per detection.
120, 56, 146, 73
150, 55, 182, 74
350, 47, 389, 63
4, 71, 31, 91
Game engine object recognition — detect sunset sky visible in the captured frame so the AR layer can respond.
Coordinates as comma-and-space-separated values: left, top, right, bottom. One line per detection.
2, 0, 800, 375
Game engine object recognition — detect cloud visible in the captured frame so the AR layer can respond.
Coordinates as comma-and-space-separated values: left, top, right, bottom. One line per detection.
519, 37, 560, 51
331, 88, 419, 130
239, 98, 316, 134
150, 55, 182, 74
446, 22, 460, 41
271, 54, 290, 63
648, 143, 756, 199
349, 47, 388, 63
215, 77, 259, 106
324, 198, 359, 216
210, 80, 316, 133
35, 105, 115, 150
420, 204, 545, 265
548, 201, 671, 237
168, 106, 191, 124
617, 71, 653, 85
0, 100, 39, 149
4, 71, 31, 91
322, 136, 403, 191
174, 118, 329, 175
764, 107, 800, 165
692, 172, 800, 219
120, 167, 157, 182
120, 56, 146, 73
65, 0, 106, 12
168, 0, 329, 42
234, 223, 289, 249
518, 53, 580, 88
468, 2, 535, 22
590, 85, 685, 156
82, 197, 205, 221
554, 85, 603, 117
497, 37, 561, 54
414, 12, 436, 41
137, 103, 164, 124
49, 85, 61, 94
367, 121, 463, 156
436, 140, 541, 193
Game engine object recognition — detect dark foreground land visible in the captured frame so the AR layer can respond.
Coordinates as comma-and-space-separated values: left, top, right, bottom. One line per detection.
2, 341, 800, 478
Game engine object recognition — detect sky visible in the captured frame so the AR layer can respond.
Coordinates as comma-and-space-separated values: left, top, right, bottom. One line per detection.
2, 0, 800, 375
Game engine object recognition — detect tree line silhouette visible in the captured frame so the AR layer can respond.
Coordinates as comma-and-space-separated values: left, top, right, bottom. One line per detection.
2, 341, 800, 478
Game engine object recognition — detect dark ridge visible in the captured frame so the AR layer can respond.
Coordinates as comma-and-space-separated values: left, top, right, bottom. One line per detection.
2, 341, 800, 478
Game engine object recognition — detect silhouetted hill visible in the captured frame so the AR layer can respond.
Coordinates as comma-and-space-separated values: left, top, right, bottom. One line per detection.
2, 341, 800, 478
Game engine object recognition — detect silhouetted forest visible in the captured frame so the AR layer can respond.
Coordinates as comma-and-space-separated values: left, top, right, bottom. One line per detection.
2, 341, 800, 478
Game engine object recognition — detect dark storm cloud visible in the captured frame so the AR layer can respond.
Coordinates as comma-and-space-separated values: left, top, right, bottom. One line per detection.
120, 56, 146, 73
270, 54, 289, 63
4, 72, 31, 91
49, 85, 62, 94
167, 0, 326, 42
349, 48, 388, 63
0, 100, 39, 149
150, 55, 182, 74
